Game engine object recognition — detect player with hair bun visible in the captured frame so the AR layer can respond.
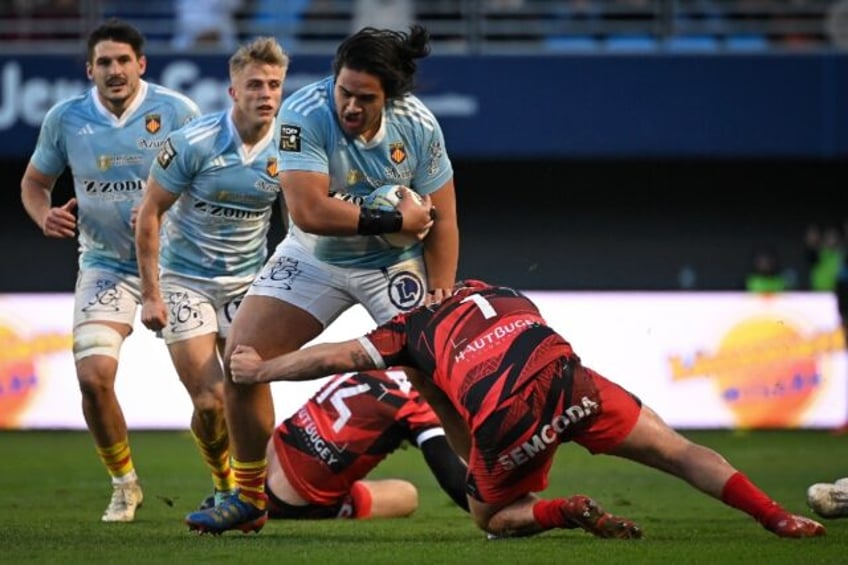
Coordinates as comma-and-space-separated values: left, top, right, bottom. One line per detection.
187, 25, 460, 534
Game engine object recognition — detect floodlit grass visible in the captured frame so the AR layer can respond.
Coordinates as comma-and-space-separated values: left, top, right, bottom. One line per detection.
2, 429, 846, 564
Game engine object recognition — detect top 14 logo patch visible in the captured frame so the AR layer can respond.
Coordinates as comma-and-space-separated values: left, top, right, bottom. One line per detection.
280, 124, 301, 152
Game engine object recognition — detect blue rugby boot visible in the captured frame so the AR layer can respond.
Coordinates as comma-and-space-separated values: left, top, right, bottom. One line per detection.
186, 491, 267, 535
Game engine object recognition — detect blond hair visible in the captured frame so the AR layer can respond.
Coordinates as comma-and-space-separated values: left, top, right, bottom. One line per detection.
229, 37, 289, 80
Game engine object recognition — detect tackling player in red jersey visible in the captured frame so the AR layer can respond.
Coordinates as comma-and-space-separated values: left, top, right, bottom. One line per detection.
229, 280, 825, 539
264, 369, 468, 520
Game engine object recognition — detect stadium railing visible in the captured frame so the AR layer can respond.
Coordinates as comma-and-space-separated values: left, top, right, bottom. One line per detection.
0, 0, 845, 55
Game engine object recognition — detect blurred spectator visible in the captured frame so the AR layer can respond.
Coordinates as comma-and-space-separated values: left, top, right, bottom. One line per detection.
248, 0, 309, 52
672, 0, 726, 36
805, 223, 845, 292
828, 221, 848, 436
296, 0, 354, 44
172, 0, 244, 50
418, 0, 468, 47
352, 0, 413, 32
770, 0, 828, 49
101, 1, 172, 43
827, 0, 848, 49
745, 244, 792, 293
1, 0, 81, 41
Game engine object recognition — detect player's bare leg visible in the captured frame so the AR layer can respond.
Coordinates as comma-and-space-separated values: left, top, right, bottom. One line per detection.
609, 405, 825, 538
75, 321, 143, 523
186, 296, 322, 534
470, 493, 641, 539
167, 333, 235, 509
357, 479, 418, 518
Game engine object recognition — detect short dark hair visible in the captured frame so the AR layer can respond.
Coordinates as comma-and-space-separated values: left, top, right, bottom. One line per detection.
333, 25, 431, 100
86, 18, 145, 62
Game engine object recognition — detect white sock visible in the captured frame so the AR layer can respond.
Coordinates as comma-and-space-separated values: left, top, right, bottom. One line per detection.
112, 470, 138, 485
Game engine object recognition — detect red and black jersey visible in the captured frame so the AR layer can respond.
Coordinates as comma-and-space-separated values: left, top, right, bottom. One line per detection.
274, 369, 442, 504
361, 280, 578, 425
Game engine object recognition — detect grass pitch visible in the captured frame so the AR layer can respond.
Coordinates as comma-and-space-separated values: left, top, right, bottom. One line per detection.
2, 429, 846, 564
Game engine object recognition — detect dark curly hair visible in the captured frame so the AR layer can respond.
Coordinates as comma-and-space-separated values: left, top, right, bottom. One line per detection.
333, 25, 431, 100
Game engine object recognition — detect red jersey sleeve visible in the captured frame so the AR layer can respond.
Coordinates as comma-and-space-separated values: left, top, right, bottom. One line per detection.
360, 312, 414, 368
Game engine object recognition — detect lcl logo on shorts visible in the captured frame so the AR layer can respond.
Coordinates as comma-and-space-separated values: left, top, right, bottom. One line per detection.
388, 271, 424, 310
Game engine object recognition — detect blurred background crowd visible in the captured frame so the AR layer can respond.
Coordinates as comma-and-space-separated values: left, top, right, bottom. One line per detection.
0, 1, 845, 293
2, 0, 848, 54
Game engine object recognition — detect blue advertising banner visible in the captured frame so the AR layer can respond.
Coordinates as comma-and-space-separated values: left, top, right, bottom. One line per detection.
1, 53, 846, 158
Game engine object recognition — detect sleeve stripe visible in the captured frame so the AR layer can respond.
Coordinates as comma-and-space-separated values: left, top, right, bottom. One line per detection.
415, 426, 446, 447
391, 98, 436, 130
185, 123, 220, 145
288, 87, 326, 116
356, 337, 386, 369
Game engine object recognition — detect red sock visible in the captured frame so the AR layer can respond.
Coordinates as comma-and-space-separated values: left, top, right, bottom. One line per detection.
721, 472, 784, 525
351, 481, 373, 519
532, 499, 568, 529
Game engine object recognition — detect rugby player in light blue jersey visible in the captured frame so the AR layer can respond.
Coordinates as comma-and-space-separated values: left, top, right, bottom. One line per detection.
20, 19, 201, 524
185, 25, 460, 535
134, 37, 288, 523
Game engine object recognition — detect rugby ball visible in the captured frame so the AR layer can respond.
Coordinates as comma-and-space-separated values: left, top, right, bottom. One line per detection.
363, 184, 428, 248
807, 481, 848, 518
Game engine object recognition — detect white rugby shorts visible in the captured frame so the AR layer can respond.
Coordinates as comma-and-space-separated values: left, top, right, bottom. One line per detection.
247, 237, 428, 327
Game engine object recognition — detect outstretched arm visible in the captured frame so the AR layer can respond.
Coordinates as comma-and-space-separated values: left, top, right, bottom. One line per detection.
230, 339, 377, 384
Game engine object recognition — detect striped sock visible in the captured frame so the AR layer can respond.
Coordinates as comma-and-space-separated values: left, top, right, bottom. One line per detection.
95, 439, 135, 481
233, 458, 267, 510
191, 429, 235, 492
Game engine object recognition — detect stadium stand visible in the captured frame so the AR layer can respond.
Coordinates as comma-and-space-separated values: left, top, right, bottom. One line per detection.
0, 0, 844, 54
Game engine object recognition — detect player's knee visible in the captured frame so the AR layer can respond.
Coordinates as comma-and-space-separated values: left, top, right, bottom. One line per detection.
73, 323, 124, 362
74, 325, 123, 395
192, 399, 225, 430
187, 385, 225, 414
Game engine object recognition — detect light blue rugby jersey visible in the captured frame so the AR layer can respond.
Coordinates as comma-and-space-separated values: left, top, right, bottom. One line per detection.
149, 110, 281, 278
30, 81, 200, 274
279, 76, 453, 269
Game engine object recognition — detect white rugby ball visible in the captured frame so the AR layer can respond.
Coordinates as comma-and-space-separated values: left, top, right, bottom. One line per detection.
363, 184, 428, 248
807, 482, 848, 518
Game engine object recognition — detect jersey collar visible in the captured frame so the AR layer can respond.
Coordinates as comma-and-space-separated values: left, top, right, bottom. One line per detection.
353, 108, 387, 150
91, 79, 149, 127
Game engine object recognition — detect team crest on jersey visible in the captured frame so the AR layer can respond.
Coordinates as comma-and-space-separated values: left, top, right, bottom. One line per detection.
280, 124, 301, 152
389, 142, 407, 164
145, 114, 161, 134
156, 139, 177, 169
266, 157, 278, 177
388, 271, 424, 311
97, 155, 111, 171
345, 169, 365, 186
